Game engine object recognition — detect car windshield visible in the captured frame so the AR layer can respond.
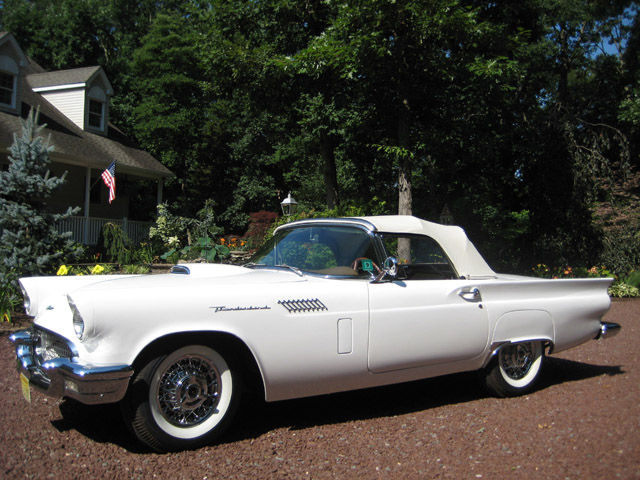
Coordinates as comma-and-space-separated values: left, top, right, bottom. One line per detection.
247, 225, 378, 277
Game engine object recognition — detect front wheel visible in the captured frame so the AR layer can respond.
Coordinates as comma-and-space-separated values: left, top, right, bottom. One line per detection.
121, 344, 240, 452
481, 341, 544, 397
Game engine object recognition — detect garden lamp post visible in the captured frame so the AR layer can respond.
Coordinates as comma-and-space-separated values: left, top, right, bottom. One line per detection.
440, 204, 454, 225
280, 192, 298, 216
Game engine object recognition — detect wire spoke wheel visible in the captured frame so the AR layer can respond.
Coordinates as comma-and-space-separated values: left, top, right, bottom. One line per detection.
155, 354, 221, 427
122, 344, 240, 452
500, 342, 536, 380
482, 341, 544, 397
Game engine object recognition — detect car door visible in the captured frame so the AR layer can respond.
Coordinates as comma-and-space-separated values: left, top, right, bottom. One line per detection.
367, 234, 489, 373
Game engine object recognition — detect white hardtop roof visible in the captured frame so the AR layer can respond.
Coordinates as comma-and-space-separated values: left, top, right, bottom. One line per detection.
278, 215, 496, 279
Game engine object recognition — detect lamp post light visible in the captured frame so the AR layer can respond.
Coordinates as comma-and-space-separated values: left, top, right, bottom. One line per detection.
280, 192, 298, 216
440, 204, 454, 225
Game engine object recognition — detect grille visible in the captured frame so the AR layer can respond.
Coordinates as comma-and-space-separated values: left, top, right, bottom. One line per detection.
35, 328, 74, 363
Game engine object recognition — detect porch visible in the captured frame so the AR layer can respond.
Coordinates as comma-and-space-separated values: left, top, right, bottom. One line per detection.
57, 215, 153, 246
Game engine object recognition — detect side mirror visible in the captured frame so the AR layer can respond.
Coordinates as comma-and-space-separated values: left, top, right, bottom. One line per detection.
383, 256, 398, 276
373, 257, 399, 283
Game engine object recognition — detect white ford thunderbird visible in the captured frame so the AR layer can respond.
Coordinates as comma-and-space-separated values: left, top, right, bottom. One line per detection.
11, 215, 620, 452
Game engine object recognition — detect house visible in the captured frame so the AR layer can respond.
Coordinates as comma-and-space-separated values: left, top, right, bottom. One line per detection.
0, 32, 173, 245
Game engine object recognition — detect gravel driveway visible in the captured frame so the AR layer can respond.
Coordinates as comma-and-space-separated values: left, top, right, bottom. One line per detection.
1, 299, 638, 479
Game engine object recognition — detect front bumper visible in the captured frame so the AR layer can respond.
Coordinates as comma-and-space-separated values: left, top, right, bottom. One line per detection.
10, 328, 133, 405
596, 321, 622, 340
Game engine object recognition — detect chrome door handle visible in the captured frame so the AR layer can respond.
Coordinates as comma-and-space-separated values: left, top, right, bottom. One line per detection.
459, 287, 481, 302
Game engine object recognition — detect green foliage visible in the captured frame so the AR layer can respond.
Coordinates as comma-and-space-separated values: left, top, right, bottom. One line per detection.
100, 223, 131, 265
531, 264, 613, 279
121, 264, 151, 275
0, 289, 21, 323
608, 283, 640, 298
0, 108, 81, 322
150, 201, 224, 253
599, 227, 640, 278
623, 271, 640, 289
160, 237, 230, 264
133, 241, 159, 265
4, 1, 639, 276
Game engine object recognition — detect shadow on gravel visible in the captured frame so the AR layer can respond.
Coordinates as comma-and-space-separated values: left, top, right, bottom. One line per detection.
52, 401, 148, 454
537, 356, 623, 390
49, 357, 622, 453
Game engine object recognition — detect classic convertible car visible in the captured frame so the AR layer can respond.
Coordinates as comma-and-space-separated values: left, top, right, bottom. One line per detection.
11, 215, 620, 452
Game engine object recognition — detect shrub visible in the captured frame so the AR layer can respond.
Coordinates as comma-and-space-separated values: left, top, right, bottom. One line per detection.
609, 283, 640, 298
101, 222, 131, 264
623, 270, 640, 289
0, 108, 81, 322
242, 211, 279, 250
121, 264, 151, 274
599, 226, 640, 278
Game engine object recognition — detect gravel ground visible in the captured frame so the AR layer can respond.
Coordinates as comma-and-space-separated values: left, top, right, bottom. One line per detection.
1, 299, 638, 479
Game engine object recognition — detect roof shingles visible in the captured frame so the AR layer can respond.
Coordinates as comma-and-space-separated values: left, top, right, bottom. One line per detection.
0, 39, 172, 179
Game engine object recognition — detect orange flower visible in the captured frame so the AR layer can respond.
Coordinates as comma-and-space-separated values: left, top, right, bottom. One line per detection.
220, 238, 226, 245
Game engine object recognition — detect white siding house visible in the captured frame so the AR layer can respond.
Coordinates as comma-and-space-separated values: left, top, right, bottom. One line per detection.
0, 32, 173, 245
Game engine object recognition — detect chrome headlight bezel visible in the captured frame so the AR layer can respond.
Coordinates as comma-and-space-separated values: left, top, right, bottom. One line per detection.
20, 283, 31, 315
67, 295, 85, 340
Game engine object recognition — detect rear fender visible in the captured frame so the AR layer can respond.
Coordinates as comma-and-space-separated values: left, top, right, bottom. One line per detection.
484, 310, 554, 367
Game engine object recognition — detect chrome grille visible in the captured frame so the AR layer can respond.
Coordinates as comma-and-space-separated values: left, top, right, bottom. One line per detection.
34, 328, 74, 364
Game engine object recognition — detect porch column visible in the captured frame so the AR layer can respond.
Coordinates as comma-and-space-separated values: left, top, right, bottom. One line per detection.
84, 167, 91, 244
157, 178, 164, 205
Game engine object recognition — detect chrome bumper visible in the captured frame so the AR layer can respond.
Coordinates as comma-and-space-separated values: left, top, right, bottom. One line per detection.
10, 328, 133, 405
595, 321, 622, 340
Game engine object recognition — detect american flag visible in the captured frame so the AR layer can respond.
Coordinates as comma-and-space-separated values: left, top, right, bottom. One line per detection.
101, 161, 116, 204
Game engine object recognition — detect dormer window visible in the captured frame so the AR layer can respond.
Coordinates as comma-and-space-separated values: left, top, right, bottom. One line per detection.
88, 98, 104, 129
0, 55, 18, 109
86, 86, 107, 134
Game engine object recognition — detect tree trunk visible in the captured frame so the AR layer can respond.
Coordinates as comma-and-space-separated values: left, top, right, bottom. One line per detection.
320, 130, 339, 209
397, 97, 412, 216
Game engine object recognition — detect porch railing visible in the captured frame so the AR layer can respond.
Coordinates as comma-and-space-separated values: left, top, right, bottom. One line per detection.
57, 216, 153, 246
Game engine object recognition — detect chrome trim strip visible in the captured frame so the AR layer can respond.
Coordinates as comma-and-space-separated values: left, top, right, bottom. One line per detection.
595, 321, 621, 340
274, 217, 377, 234
10, 328, 133, 405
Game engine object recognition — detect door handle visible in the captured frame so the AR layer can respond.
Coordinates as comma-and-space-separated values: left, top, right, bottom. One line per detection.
459, 287, 482, 302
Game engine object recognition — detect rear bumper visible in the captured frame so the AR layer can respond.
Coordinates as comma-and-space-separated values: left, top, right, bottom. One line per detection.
10, 328, 133, 405
595, 321, 622, 340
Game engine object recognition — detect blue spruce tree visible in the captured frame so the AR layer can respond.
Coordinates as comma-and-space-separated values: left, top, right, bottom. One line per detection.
0, 108, 81, 322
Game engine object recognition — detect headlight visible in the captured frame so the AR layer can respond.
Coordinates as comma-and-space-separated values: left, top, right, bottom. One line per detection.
67, 295, 85, 340
20, 284, 31, 314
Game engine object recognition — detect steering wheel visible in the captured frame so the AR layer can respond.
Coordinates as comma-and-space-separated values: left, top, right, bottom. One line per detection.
351, 257, 381, 274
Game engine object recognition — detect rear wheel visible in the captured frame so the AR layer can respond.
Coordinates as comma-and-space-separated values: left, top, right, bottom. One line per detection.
121, 344, 240, 452
482, 341, 544, 397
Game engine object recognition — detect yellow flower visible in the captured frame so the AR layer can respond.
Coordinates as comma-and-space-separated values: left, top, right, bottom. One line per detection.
91, 264, 105, 275
57, 265, 69, 276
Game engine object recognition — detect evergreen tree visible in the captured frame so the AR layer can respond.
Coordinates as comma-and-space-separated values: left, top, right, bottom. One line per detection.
0, 108, 81, 322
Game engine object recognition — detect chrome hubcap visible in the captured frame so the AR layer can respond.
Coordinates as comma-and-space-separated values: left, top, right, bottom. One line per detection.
500, 343, 534, 380
156, 355, 221, 427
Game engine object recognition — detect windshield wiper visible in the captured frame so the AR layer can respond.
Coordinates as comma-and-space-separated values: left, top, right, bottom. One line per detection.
243, 263, 304, 277
274, 264, 304, 277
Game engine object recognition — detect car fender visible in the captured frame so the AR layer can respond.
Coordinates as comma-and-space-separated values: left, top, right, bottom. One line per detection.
485, 310, 554, 365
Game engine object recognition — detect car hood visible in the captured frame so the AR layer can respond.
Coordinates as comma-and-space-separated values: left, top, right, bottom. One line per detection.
74, 264, 307, 293
20, 264, 306, 317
